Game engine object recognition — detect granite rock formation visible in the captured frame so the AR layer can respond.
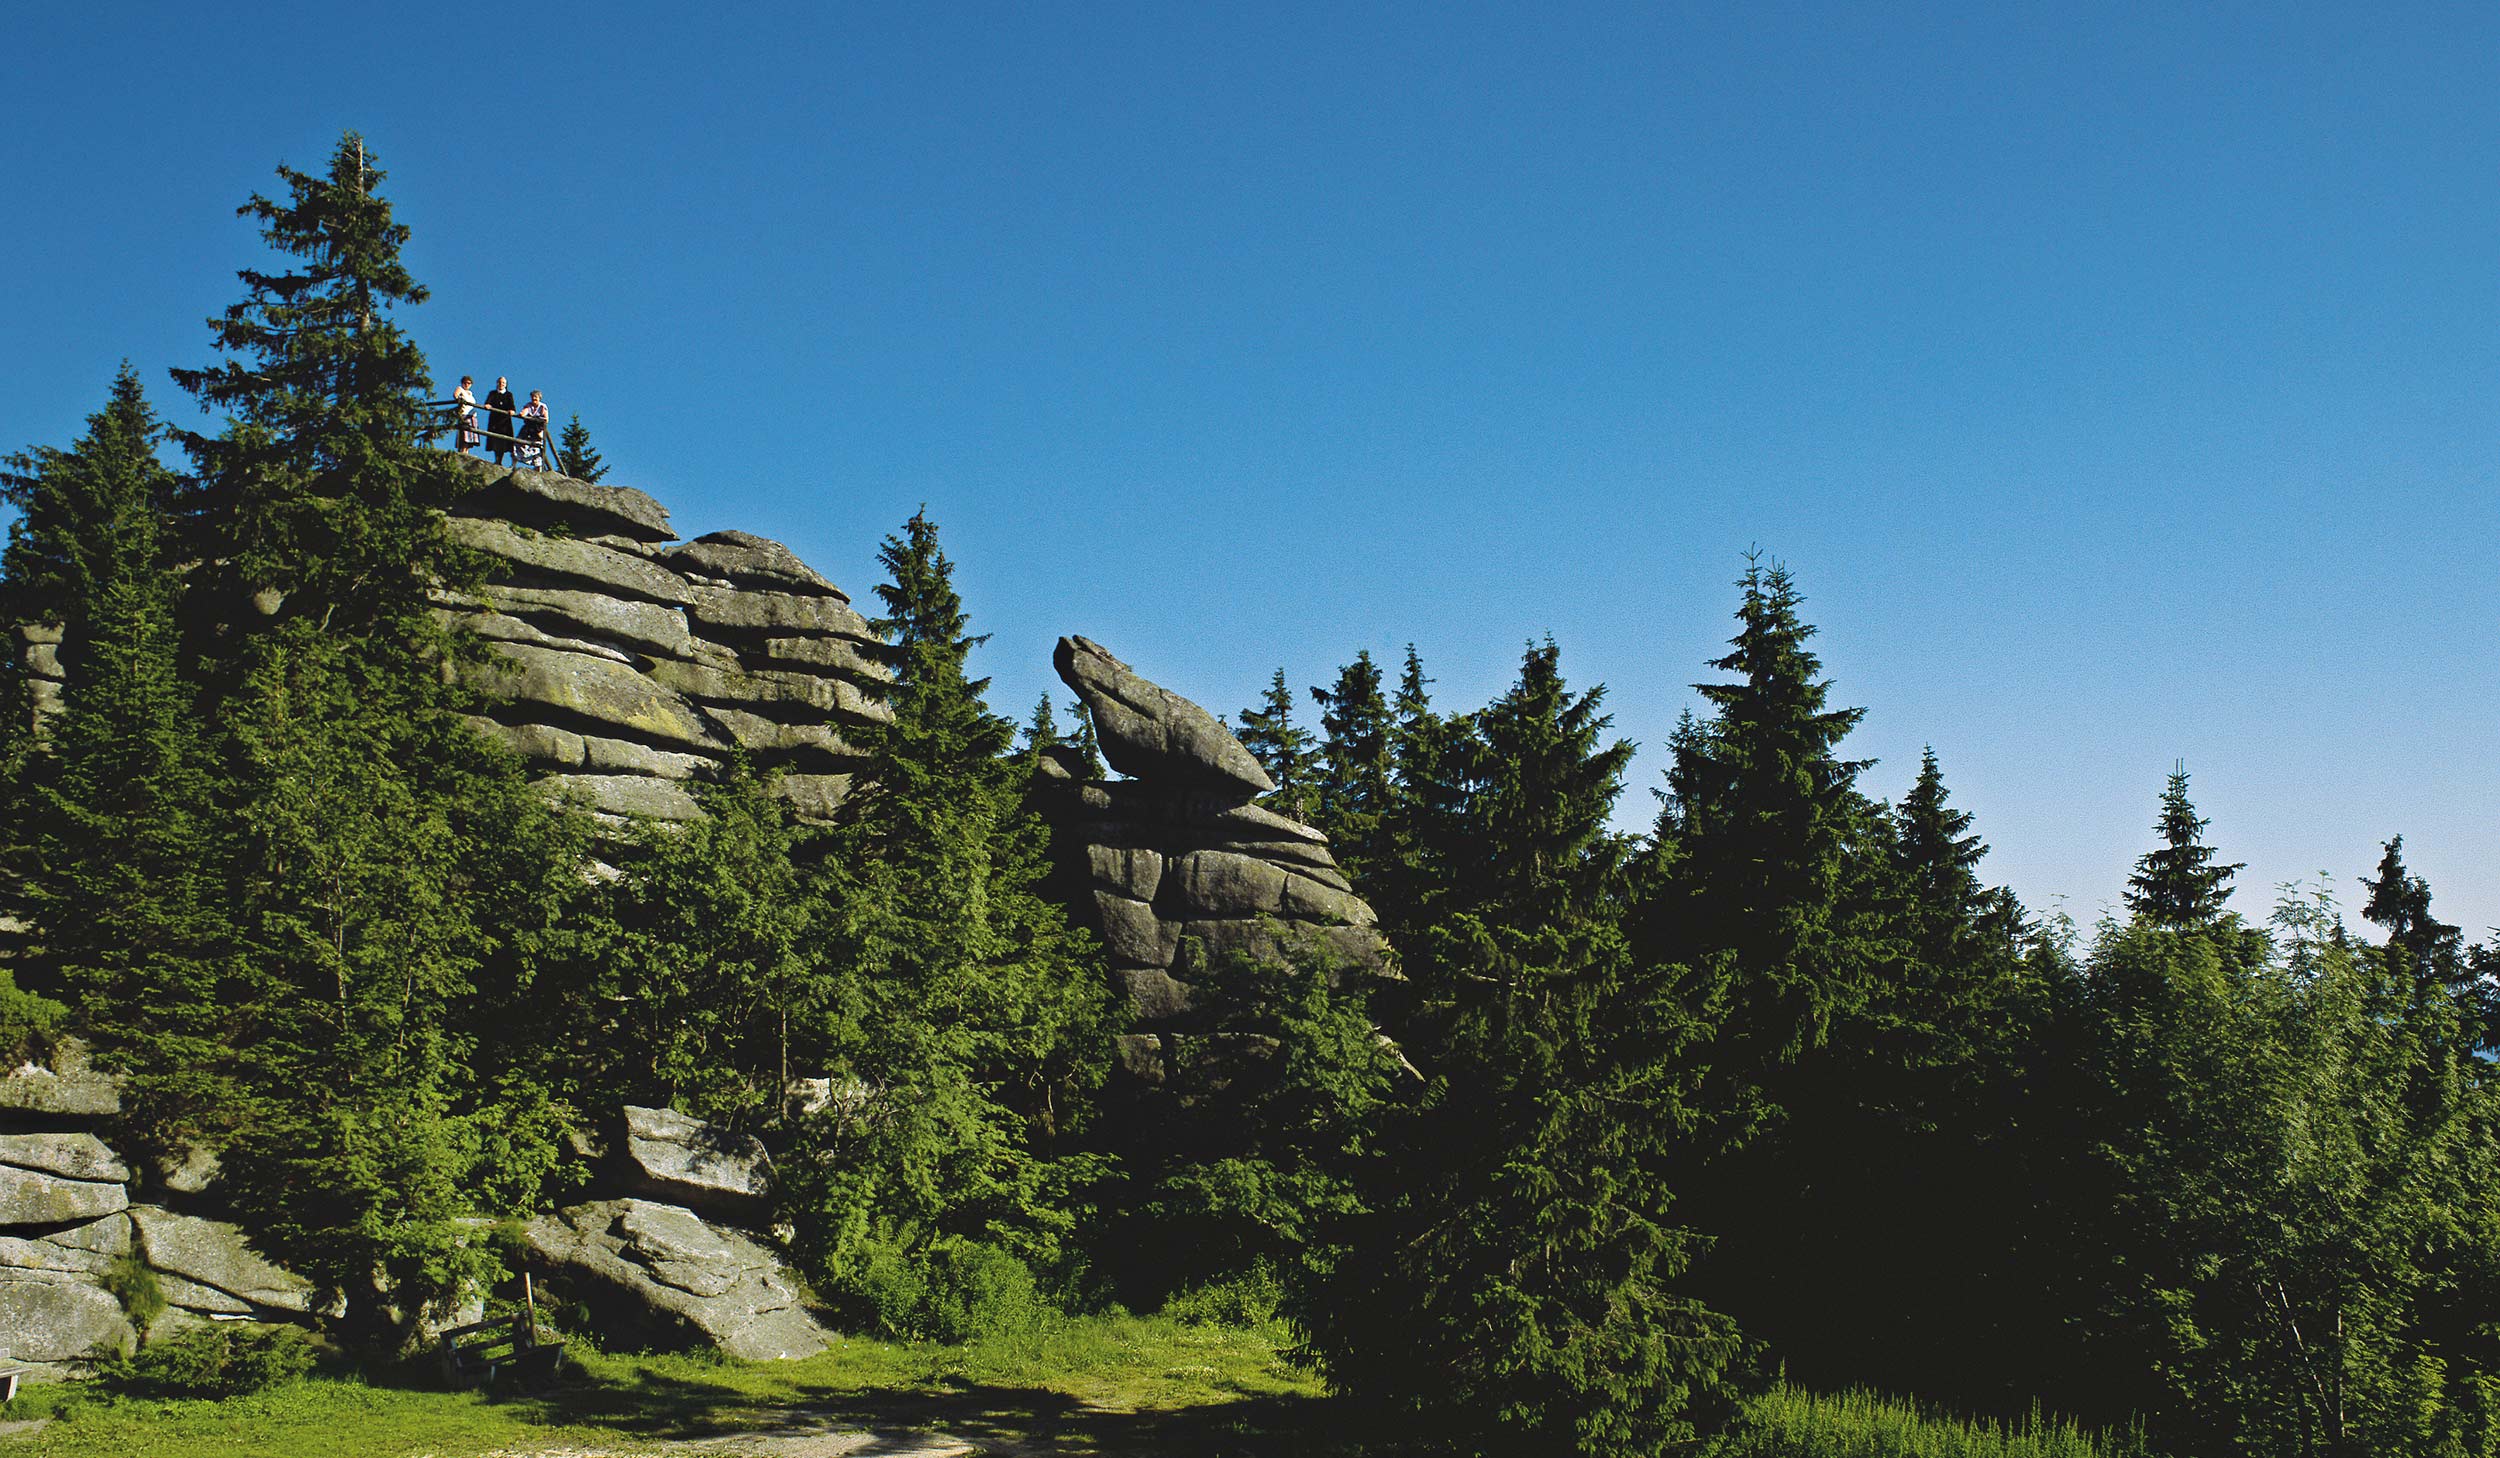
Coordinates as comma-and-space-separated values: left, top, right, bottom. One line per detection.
438, 457, 888, 826
0, 1047, 316, 1378
614, 1104, 774, 1225
522, 1198, 831, 1362
1044, 637, 1388, 1081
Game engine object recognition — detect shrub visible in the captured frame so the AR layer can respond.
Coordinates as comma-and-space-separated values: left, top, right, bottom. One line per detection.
850, 1238, 1049, 1344
1160, 1265, 1284, 1329
94, 1322, 317, 1398
1707, 1386, 2154, 1458
100, 1253, 165, 1339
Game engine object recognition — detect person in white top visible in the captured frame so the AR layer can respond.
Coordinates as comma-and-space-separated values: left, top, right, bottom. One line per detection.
454, 376, 482, 455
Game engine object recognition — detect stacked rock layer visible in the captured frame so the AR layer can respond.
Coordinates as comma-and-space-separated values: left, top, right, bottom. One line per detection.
0, 1047, 314, 1377
1045, 636, 1388, 1080
438, 456, 889, 825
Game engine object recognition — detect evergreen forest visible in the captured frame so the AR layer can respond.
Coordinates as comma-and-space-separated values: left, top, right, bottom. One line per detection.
4, 134, 2497, 1458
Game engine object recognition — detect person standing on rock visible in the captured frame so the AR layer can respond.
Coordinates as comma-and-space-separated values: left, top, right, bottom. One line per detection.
517, 389, 551, 469
454, 376, 482, 455
485, 376, 516, 466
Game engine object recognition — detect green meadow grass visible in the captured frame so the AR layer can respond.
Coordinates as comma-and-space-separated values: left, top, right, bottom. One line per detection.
1707, 1385, 2156, 1458
0, 1323, 2159, 1458
0, 1308, 1330, 1457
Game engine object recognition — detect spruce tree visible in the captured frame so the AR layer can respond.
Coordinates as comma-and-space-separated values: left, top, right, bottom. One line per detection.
2123, 764, 2241, 928
0, 371, 229, 1138
1309, 651, 1394, 880
1237, 667, 1320, 824
1021, 693, 1062, 756
1065, 695, 1105, 779
798, 508, 1115, 1294
555, 413, 607, 482
1299, 641, 1742, 1454
167, 133, 581, 1350
2361, 835, 2464, 995
1646, 556, 1879, 1122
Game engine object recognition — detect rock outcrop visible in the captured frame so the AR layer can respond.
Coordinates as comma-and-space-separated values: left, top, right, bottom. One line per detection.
0, 1048, 322, 1377
128, 1206, 313, 1317
439, 458, 888, 826
614, 1104, 774, 1224
523, 1198, 831, 1362
1043, 638, 1387, 1080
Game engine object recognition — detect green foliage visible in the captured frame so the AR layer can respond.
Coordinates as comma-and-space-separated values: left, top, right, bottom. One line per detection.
1300, 641, 1744, 1457
122, 131, 590, 1353
101, 1253, 166, 1340
1709, 1386, 2152, 1458
2042, 887, 2500, 1455
1309, 651, 1394, 880
1237, 668, 1321, 824
0, 368, 227, 1148
1645, 555, 1882, 1126
788, 508, 1116, 1290
568, 762, 818, 1127
553, 414, 607, 481
844, 1236, 1051, 1343
93, 1323, 318, 1399
2123, 765, 2242, 928
1160, 1265, 1287, 1329
1118, 932, 1402, 1297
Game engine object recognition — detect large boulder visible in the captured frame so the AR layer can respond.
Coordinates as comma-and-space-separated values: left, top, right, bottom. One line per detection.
1052, 637, 1275, 797
128, 1206, 313, 1316
0, 1165, 126, 1228
524, 1199, 829, 1362
481, 642, 718, 749
617, 1106, 773, 1223
0, 1063, 120, 1126
0, 1272, 134, 1373
0, 1214, 130, 1279
668, 531, 845, 599
448, 456, 678, 543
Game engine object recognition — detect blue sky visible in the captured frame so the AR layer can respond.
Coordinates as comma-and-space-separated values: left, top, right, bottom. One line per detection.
5, 3, 2495, 934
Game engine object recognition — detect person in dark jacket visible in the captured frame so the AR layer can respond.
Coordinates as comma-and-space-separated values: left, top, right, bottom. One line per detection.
484, 377, 516, 465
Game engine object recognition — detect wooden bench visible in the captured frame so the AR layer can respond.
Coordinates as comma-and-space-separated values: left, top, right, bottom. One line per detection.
0, 1366, 26, 1403
437, 1315, 566, 1391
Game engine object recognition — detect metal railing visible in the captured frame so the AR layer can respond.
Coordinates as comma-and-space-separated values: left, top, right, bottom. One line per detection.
425, 397, 555, 469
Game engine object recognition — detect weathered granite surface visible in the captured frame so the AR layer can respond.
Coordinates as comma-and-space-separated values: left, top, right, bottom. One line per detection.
439, 458, 888, 826
616, 1104, 774, 1224
1043, 639, 1387, 1073
523, 1198, 831, 1362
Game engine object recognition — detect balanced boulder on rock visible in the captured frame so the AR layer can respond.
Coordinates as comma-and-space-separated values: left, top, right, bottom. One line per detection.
1054, 636, 1275, 797
616, 1105, 774, 1224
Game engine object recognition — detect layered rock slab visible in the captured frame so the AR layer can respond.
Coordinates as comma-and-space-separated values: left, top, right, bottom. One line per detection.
616, 1105, 774, 1224
524, 1199, 831, 1362
438, 459, 889, 827
1043, 639, 1387, 1068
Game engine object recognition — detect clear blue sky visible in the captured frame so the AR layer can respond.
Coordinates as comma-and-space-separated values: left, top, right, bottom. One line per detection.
6, 3, 2495, 934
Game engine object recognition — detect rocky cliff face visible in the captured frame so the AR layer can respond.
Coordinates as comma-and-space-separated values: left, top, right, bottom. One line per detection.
1043, 636, 1389, 1080
0, 1045, 315, 1377
437, 456, 889, 825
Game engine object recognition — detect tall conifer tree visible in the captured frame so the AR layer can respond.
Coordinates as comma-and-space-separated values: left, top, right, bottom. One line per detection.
167, 134, 581, 1349
1300, 642, 1743, 1454
2123, 765, 2241, 928
1310, 651, 1393, 879
0, 370, 230, 1138
554, 413, 607, 481
799, 509, 1114, 1289
1237, 668, 1321, 824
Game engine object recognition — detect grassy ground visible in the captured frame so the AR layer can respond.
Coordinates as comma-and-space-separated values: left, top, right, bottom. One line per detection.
0, 1325, 2163, 1458
1709, 1386, 2156, 1458
0, 1310, 1337, 1458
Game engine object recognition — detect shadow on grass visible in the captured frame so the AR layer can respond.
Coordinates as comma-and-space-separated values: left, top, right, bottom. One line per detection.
505, 1364, 1370, 1456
